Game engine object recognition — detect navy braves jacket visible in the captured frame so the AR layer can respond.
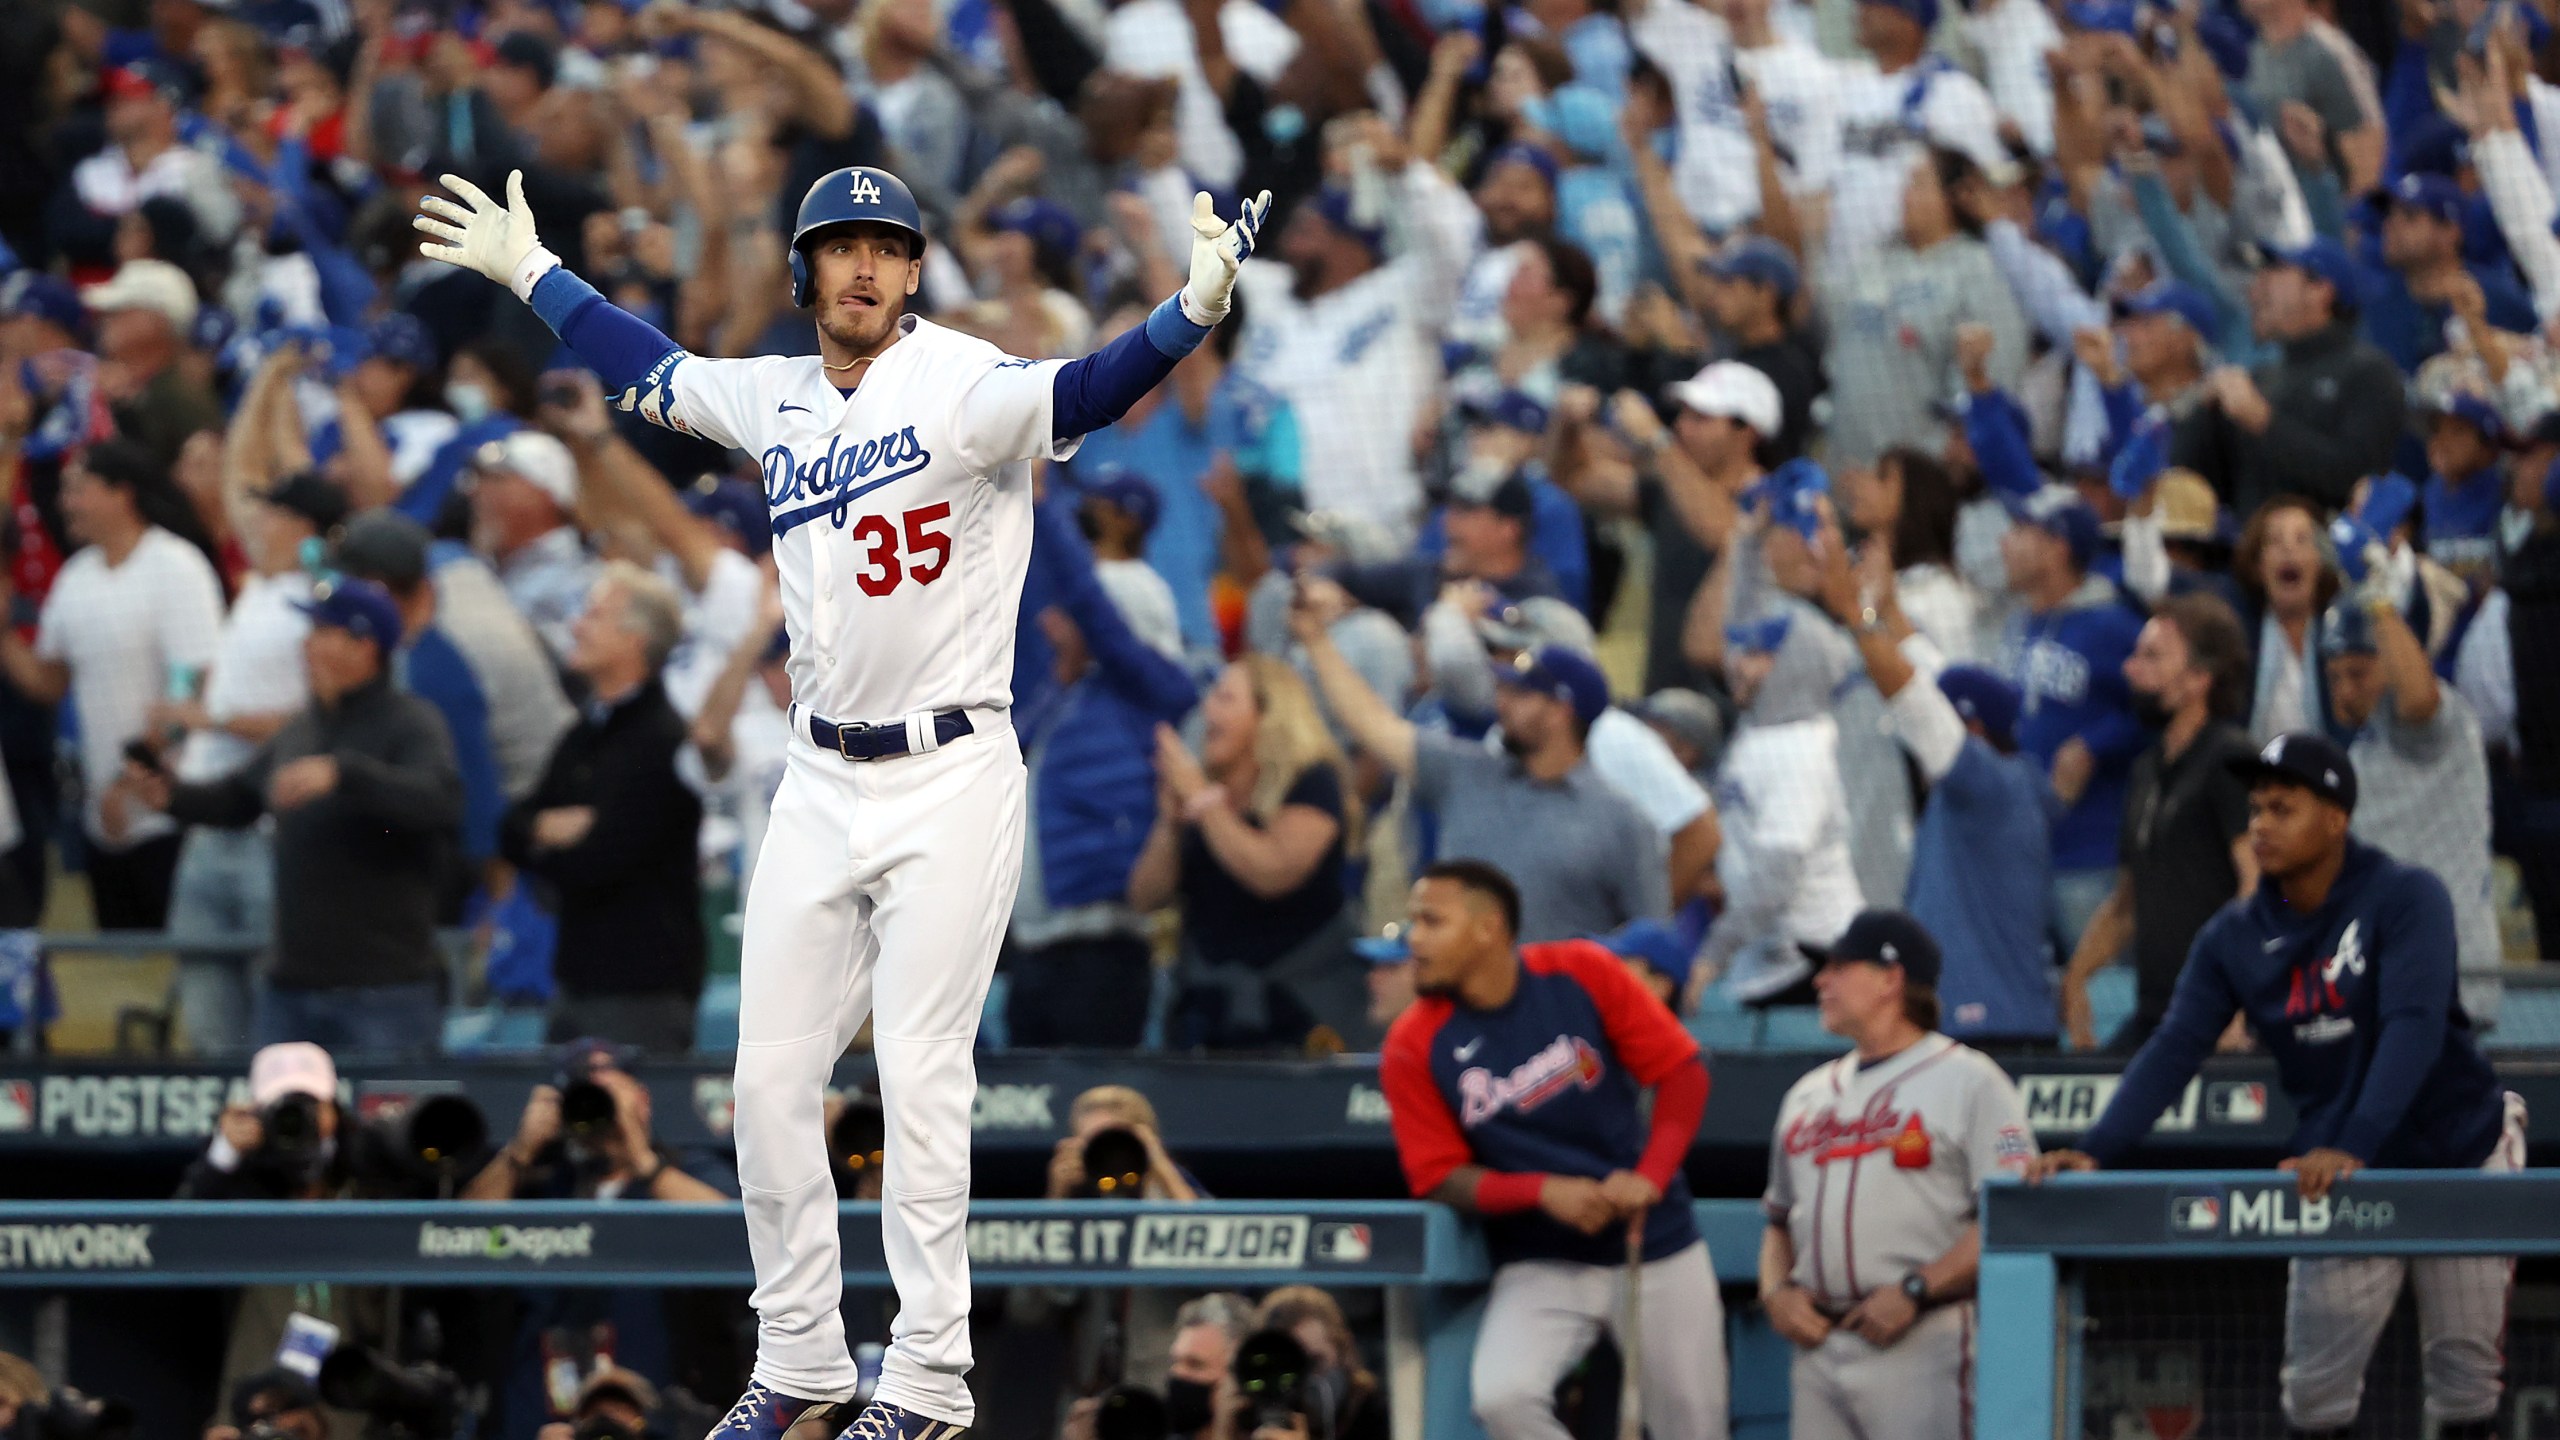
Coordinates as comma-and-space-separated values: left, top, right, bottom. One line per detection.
2081, 840, 2505, 1169
1382, 941, 1709, 1266
1016, 496, 1197, 910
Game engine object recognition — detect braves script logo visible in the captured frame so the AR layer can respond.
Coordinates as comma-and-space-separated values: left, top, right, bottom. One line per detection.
1784, 1095, 1924, 1165
1457, 1036, 1605, 1127
762, 428, 933, 538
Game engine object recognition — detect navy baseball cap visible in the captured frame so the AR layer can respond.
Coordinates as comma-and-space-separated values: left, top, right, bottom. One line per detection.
0, 271, 83, 335
1859, 0, 1939, 30
1484, 142, 1561, 192
1799, 909, 1943, 989
2009, 485, 2102, 570
683, 475, 774, 557
1306, 187, 1386, 259
2422, 391, 2507, 446
1701, 236, 1801, 304
2063, 0, 2136, 33
989, 196, 1083, 260
2317, 597, 2385, 659
1724, 613, 1794, 655
2226, 730, 2358, 813
1071, 465, 1161, 535
2112, 280, 2218, 343
364, 313, 438, 374
1936, 664, 2022, 746
2383, 171, 2465, 223
295, 576, 405, 648
2262, 236, 2363, 310
1463, 389, 1551, 437
2355, 473, 2420, 538
1595, 919, 1696, 992
1492, 644, 1610, 725
260, 472, 350, 532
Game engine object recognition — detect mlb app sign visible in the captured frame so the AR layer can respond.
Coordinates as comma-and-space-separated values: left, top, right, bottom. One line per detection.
2169, 1186, 2397, 1240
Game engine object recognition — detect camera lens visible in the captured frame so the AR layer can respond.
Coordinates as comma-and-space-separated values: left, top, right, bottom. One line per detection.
1092, 1384, 1168, 1440
558, 1078, 617, 1136
1078, 1126, 1150, 1198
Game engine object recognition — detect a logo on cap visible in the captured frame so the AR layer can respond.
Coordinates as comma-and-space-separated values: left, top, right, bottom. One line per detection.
849, 173, 882, 204
1881, 943, 1899, 962
2262, 738, 2286, 764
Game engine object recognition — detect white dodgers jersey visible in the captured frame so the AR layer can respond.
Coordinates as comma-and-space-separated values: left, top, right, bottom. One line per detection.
1763, 1035, 2035, 1306
627, 314, 1076, 723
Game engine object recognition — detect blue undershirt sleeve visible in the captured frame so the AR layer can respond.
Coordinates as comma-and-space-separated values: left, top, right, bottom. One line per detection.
1049, 294, 1213, 441
527, 266, 686, 397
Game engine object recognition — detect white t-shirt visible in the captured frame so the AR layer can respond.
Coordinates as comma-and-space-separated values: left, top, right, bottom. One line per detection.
37, 528, 226, 847
1826, 56, 2007, 271
1634, 0, 1841, 234
1103, 0, 1300, 189
662, 547, 769, 722
177, 570, 313, 784
636, 312, 1071, 723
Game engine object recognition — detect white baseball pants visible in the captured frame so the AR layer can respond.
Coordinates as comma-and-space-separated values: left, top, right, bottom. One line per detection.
2279, 1091, 2529, 1432
1469, 1240, 1730, 1440
733, 716, 1024, 1428
1786, 1301, 1973, 1440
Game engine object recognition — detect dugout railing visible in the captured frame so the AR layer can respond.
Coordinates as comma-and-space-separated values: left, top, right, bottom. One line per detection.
1980, 1170, 2560, 1438
0, 1198, 1778, 1440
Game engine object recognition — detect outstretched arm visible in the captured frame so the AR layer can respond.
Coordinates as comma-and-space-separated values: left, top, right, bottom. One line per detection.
1047, 192, 1270, 441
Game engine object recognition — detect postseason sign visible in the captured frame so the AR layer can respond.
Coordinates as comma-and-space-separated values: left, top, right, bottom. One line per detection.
0, 1202, 1439, 1286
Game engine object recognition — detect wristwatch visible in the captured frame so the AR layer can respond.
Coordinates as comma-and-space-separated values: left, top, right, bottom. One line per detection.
1900, 1272, 1930, 1305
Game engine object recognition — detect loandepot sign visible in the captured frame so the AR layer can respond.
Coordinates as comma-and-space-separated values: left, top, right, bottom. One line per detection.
416, 1222, 596, 1263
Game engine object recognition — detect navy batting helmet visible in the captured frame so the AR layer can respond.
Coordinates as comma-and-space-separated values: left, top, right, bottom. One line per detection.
789, 166, 926, 308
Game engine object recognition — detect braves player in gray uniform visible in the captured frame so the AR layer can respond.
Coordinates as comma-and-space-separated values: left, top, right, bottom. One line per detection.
1762, 910, 2038, 1440
2037, 734, 2526, 1439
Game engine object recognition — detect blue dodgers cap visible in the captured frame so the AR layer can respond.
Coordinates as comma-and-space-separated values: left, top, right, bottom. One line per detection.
683, 474, 773, 558
1936, 664, 2023, 745
363, 313, 438, 373
2112, 280, 2218, 344
1306, 186, 1386, 259
2355, 474, 2420, 538
1070, 463, 1161, 535
1484, 142, 1561, 192
1798, 909, 1943, 988
2009, 484, 2102, 570
989, 195, 1083, 260
1702, 235, 1801, 304
2317, 594, 2384, 658
293, 576, 405, 648
2062, 0, 2137, 33
2263, 236, 2364, 310
1491, 644, 1611, 725
1859, 0, 1940, 29
0, 271, 83, 334
2226, 730, 2358, 812
2383, 170, 2465, 223
2423, 391, 2508, 446
1595, 919, 1696, 992
1747, 456, 1830, 540
1464, 388, 1550, 436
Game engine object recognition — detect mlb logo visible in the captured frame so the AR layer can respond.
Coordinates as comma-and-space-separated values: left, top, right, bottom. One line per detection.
0, 1079, 29, 1132
849, 173, 883, 204
2208, 1082, 2268, 1125
2170, 1195, 2221, 1234
1313, 1224, 1371, 1263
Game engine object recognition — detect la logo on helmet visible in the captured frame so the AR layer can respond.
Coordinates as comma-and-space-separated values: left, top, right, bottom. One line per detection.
849, 173, 882, 204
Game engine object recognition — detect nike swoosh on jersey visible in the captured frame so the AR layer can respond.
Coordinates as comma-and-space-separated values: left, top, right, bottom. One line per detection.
777, 401, 811, 414
2263, 937, 2287, 952
1454, 1038, 1482, 1061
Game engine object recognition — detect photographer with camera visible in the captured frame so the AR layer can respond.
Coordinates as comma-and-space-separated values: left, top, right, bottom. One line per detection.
1058, 1293, 1255, 1440
462, 1039, 722, 1439
1044, 1085, 1200, 1204
463, 1038, 724, 1204
179, 1042, 345, 1201
201, 1369, 325, 1440
1242, 1289, 1386, 1440
534, 1366, 662, 1440
0, 1351, 133, 1440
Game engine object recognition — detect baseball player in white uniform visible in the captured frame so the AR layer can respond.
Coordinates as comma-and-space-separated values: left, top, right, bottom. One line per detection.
1760, 910, 2037, 1440
414, 164, 1268, 1440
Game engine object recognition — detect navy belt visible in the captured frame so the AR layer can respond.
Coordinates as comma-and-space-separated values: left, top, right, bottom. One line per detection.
806, 708, 974, 762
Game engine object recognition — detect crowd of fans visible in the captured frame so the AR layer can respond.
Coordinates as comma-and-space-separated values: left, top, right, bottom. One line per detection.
1, 0, 2557, 1068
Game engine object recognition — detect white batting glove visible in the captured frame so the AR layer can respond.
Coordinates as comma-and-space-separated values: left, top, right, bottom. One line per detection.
414, 170, 560, 302
1179, 189, 1272, 326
